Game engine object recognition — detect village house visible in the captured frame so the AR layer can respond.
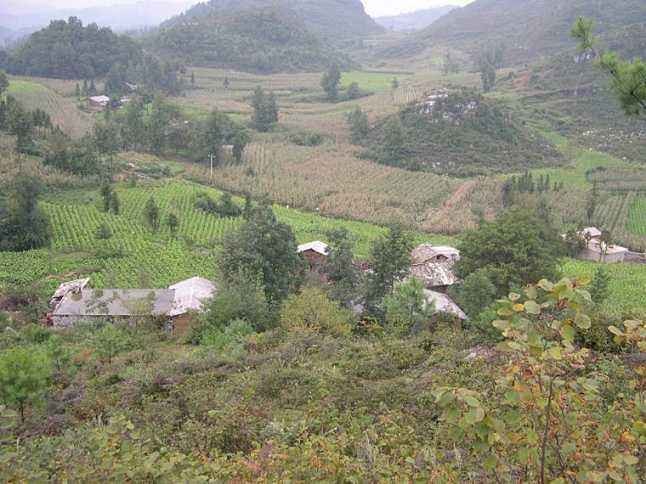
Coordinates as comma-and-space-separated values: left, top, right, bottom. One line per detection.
577, 227, 629, 263
298, 241, 330, 271
50, 276, 217, 329
410, 244, 461, 290
88, 95, 110, 110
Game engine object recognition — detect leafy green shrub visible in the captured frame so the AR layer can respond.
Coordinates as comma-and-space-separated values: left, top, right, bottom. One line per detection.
201, 319, 255, 355
288, 131, 326, 147
280, 288, 352, 336
198, 277, 271, 338
92, 324, 132, 364
384, 278, 433, 332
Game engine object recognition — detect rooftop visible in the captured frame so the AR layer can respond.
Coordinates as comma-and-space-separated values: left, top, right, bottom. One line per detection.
298, 241, 330, 256
53, 289, 175, 318
168, 277, 217, 317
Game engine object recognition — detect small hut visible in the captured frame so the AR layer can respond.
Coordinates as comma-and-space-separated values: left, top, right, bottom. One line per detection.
410, 244, 460, 290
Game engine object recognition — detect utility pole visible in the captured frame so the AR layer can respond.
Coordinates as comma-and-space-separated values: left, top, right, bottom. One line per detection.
209, 152, 214, 182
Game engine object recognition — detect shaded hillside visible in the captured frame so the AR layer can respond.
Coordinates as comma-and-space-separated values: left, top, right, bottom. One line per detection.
3, 17, 142, 79
163, 0, 384, 42
363, 90, 561, 177
154, 7, 352, 73
382, 0, 646, 64
375, 6, 456, 32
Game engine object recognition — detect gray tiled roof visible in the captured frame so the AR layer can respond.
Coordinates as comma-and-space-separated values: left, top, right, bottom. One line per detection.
53, 289, 174, 317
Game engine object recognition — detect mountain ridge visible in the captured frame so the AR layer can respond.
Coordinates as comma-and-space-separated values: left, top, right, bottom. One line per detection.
375, 6, 457, 32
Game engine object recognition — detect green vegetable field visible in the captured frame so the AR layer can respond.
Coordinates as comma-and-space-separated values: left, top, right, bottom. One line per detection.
0, 180, 445, 296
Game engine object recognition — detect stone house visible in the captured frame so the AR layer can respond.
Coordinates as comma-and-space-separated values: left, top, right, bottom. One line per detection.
410, 244, 460, 290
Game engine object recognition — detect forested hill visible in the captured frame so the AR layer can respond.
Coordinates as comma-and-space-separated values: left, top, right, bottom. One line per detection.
2, 17, 142, 79
375, 6, 456, 32
153, 7, 353, 73
162, 0, 384, 42
382, 0, 646, 64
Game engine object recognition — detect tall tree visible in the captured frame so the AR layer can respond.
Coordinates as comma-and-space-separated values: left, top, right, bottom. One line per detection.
144, 197, 160, 232
346, 106, 369, 144
365, 226, 413, 318
324, 228, 361, 308
0, 70, 8, 95
251, 87, 278, 132
0, 346, 51, 423
0, 175, 52, 251
321, 64, 342, 101
455, 208, 565, 296
219, 204, 303, 306
382, 116, 406, 162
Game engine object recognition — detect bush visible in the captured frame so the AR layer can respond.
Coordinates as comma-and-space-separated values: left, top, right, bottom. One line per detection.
280, 288, 352, 336
196, 277, 271, 341
92, 324, 132, 363
288, 131, 326, 147
200, 319, 255, 355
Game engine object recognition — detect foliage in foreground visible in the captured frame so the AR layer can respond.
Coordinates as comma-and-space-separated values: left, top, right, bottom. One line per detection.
0, 276, 642, 481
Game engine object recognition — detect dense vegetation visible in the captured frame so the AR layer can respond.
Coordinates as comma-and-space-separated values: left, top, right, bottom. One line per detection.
154, 7, 352, 74
362, 90, 562, 176
164, 0, 384, 43
382, 0, 646, 64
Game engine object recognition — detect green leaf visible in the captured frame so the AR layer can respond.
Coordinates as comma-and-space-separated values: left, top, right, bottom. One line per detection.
465, 406, 485, 424
538, 279, 554, 292
524, 300, 541, 315
560, 324, 576, 342
492, 320, 510, 331
574, 313, 591, 330
463, 395, 481, 408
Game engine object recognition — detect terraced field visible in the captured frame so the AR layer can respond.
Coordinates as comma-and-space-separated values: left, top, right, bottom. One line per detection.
6, 78, 93, 138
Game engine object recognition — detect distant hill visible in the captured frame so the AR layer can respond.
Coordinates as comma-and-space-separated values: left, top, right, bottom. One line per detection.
0, 2, 194, 33
363, 90, 561, 177
4, 17, 142, 79
154, 3, 360, 73
382, 0, 646, 64
375, 6, 457, 32
163, 0, 384, 42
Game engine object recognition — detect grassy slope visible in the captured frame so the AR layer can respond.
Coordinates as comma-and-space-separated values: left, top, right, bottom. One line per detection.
6, 78, 93, 139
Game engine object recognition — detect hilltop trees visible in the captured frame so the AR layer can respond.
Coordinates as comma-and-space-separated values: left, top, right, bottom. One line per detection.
5, 17, 141, 80
0, 70, 8, 95
0, 176, 52, 252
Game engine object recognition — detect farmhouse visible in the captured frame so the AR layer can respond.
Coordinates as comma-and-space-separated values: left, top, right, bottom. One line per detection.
410, 244, 460, 289
52, 289, 175, 328
298, 241, 330, 271
88, 95, 110, 110
577, 227, 629, 263
50, 277, 217, 328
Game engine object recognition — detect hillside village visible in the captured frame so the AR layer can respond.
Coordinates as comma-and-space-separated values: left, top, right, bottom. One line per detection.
0, 0, 644, 480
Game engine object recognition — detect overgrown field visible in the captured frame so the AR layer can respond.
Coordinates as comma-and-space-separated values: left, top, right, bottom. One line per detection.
0, 180, 446, 297
6, 78, 93, 138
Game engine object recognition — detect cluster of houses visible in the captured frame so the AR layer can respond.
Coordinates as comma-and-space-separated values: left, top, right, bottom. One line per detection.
49, 241, 468, 329
49, 227, 638, 329
298, 241, 467, 320
88, 84, 137, 111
